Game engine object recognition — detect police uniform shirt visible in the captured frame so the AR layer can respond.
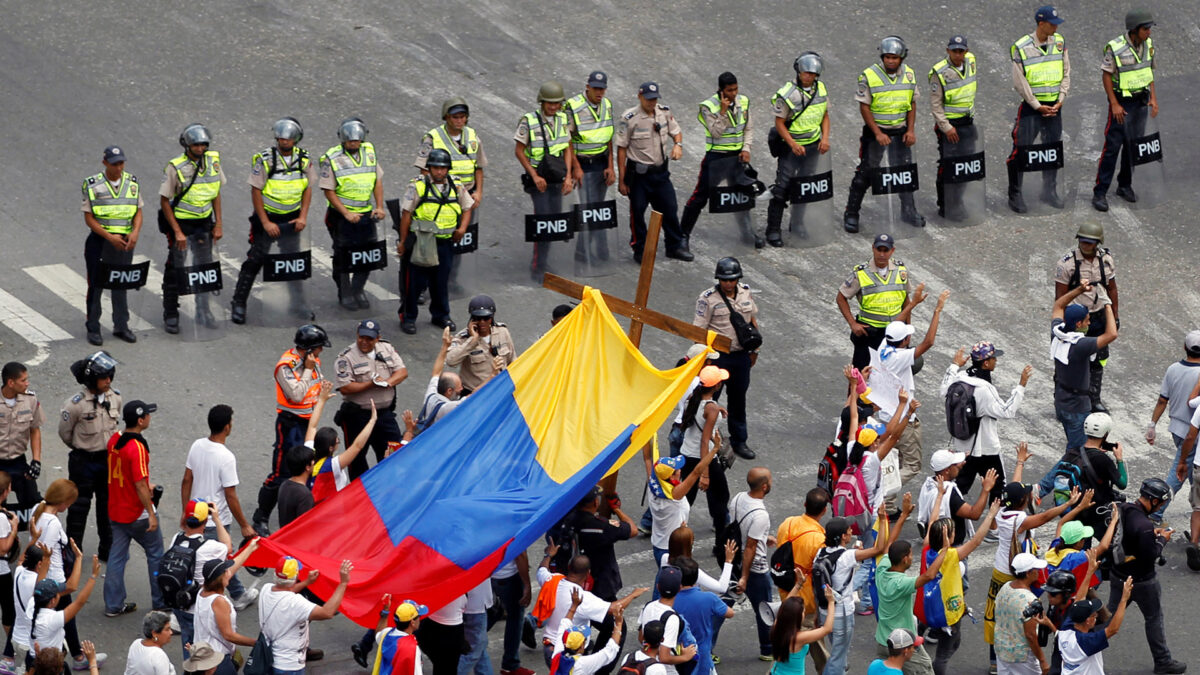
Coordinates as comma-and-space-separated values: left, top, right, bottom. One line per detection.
565, 97, 613, 141
58, 389, 122, 452
334, 341, 406, 410
1054, 248, 1115, 313
80, 174, 145, 213
839, 260, 913, 302
446, 325, 517, 392
694, 284, 758, 352
0, 391, 44, 461
413, 132, 488, 174
698, 98, 753, 151
399, 178, 475, 214
855, 68, 921, 106
158, 156, 227, 199
316, 149, 384, 192
1011, 32, 1072, 107
246, 149, 319, 190
614, 105, 681, 166
773, 83, 829, 119
1101, 37, 1154, 75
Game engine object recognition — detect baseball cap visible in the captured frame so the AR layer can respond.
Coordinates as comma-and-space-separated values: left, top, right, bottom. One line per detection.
562, 624, 591, 651
202, 558, 234, 584
395, 599, 430, 623
357, 319, 381, 338
587, 71, 609, 88
638, 82, 661, 100
1063, 304, 1089, 329
275, 556, 303, 581
657, 565, 683, 597
1002, 481, 1033, 508
884, 321, 915, 342
1036, 5, 1064, 24
685, 343, 708, 360
122, 400, 157, 426
873, 233, 895, 250
185, 500, 211, 525
857, 421, 886, 447
699, 365, 730, 387
33, 579, 65, 603
103, 145, 127, 163
931, 449, 966, 472
947, 35, 969, 50
1185, 330, 1200, 354
1067, 598, 1103, 623
1060, 521, 1095, 546
887, 628, 923, 650
970, 341, 1004, 361
655, 455, 685, 480
1012, 552, 1048, 574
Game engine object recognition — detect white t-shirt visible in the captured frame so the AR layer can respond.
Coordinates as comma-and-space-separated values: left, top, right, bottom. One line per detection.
658, 553, 732, 595
427, 594, 466, 625
875, 346, 916, 422
185, 437, 240, 527
992, 510, 1029, 573
860, 450, 884, 509
260, 584, 319, 671
0, 515, 11, 575
648, 490, 690, 550
492, 558, 519, 580
638, 601, 683, 675
124, 640, 177, 674
30, 607, 66, 651
631, 651, 670, 675
672, 379, 701, 425
34, 512, 67, 582
818, 546, 862, 616
679, 401, 717, 459
463, 579, 494, 614
11, 568, 37, 648
729, 492, 770, 574
535, 567, 610, 642
548, 617, 620, 675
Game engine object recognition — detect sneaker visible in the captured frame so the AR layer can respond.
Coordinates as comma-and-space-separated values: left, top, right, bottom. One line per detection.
1153, 660, 1187, 674
0, 657, 17, 675
983, 531, 999, 544
711, 655, 721, 665
104, 602, 137, 617
72, 654, 107, 671
232, 587, 259, 611
988, 662, 997, 675
500, 669, 537, 675
521, 614, 537, 649
638, 524, 651, 537
1186, 544, 1200, 572
857, 606, 874, 616
758, 654, 774, 662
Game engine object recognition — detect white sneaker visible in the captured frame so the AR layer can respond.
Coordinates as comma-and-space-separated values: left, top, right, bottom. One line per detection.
232, 587, 259, 611
169, 612, 181, 634
72, 654, 107, 671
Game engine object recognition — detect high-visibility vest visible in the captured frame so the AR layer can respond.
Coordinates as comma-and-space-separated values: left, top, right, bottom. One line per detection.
1106, 34, 1154, 97
274, 348, 322, 417
930, 53, 978, 118
412, 177, 462, 238
565, 93, 614, 156
772, 81, 828, 145
253, 146, 311, 214
521, 111, 570, 167
83, 172, 139, 234
322, 142, 378, 213
698, 94, 748, 152
428, 125, 480, 188
856, 263, 909, 327
168, 151, 221, 220
862, 64, 916, 127
1012, 34, 1066, 103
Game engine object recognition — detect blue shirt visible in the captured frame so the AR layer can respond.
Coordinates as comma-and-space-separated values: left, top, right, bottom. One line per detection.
672, 587, 728, 675
867, 660, 903, 675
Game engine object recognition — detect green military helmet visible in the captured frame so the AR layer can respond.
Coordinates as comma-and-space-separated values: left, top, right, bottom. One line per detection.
441, 97, 469, 119
1125, 9, 1154, 31
1075, 221, 1105, 244
538, 80, 565, 103
427, 148, 452, 168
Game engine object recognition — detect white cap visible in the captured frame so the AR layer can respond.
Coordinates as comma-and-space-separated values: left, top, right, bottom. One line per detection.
930, 449, 966, 472
1012, 552, 1048, 574
685, 343, 708, 360
885, 321, 916, 342
1186, 330, 1200, 353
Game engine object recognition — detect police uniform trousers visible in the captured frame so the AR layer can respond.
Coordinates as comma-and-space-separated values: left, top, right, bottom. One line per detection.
67, 448, 111, 560
233, 210, 304, 309
1085, 309, 1110, 411
681, 453, 729, 557
625, 161, 685, 256
934, 116, 978, 216
161, 216, 215, 319
768, 145, 821, 232
0, 457, 40, 528
1094, 92, 1149, 197
575, 156, 611, 260
327, 210, 378, 301
714, 349, 752, 445
845, 125, 918, 216
336, 399, 403, 480
849, 321, 887, 371
528, 182, 563, 278
254, 410, 308, 527
680, 150, 748, 237
83, 232, 132, 334
1006, 101, 1062, 194
399, 234, 454, 324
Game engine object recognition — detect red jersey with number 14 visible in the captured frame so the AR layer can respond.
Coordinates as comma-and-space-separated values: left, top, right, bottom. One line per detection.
107, 432, 151, 524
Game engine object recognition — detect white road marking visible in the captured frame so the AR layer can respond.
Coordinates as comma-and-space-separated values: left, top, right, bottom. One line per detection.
23, 264, 153, 332
0, 287, 71, 364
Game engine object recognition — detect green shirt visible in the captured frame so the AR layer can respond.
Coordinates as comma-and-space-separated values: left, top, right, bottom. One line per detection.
874, 555, 918, 645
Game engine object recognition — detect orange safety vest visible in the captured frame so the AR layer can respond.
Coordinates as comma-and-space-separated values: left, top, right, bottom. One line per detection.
274, 348, 322, 417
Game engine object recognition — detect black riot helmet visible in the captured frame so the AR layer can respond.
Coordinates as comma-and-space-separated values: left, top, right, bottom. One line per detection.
1140, 477, 1172, 503
294, 324, 331, 350
1043, 570, 1077, 596
714, 257, 743, 280
427, 148, 453, 168
468, 295, 497, 319
70, 351, 117, 389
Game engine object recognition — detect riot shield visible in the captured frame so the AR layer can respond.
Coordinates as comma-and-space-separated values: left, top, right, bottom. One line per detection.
572, 169, 617, 278
863, 137, 923, 241
705, 155, 760, 250
937, 122, 986, 226
331, 216, 387, 310
170, 231, 225, 341
97, 241, 149, 331
448, 208, 479, 296
1012, 111, 1066, 213
256, 222, 313, 325
785, 150, 835, 247
1124, 105, 1166, 209
524, 187, 575, 284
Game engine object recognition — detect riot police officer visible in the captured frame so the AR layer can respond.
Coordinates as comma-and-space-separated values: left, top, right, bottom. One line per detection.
566, 72, 615, 261
768, 51, 830, 246
59, 351, 122, 560
334, 319, 407, 479
1007, 6, 1071, 212
446, 296, 516, 395
160, 123, 225, 334
320, 117, 386, 309
1054, 222, 1117, 411
515, 81, 576, 281
232, 117, 317, 324
930, 35, 980, 221
82, 145, 143, 345
836, 233, 917, 369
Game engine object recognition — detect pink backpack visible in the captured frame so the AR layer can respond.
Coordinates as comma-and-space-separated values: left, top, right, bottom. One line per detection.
832, 460, 871, 534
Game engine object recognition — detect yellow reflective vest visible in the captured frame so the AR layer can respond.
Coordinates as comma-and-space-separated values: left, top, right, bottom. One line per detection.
930, 53, 977, 118
856, 263, 908, 327
565, 94, 614, 156
253, 146, 310, 214
428, 125, 481, 188
862, 64, 916, 127
168, 151, 221, 220
322, 142, 378, 213
521, 111, 570, 167
84, 172, 139, 234
1012, 34, 1066, 103
1106, 34, 1154, 97
698, 94, 748, 152
412, 177, 462, 238
772, 81, 828, 145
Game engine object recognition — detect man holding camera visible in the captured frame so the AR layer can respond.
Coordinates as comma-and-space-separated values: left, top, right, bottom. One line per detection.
446, 295, 516, 396
104, 400, 164, 616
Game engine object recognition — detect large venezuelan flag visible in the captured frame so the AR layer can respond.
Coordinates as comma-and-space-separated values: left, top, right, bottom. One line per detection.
246, 288, 711, 626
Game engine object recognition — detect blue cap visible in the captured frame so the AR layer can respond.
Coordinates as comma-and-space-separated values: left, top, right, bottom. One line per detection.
103, 145, 126, 163
656, 455, 685, 470
638, 82, 661, 100
33, 579, 65, 603
587, 71, 608, 88
947, 35, 968, 50
873, 233, 895, 250
1035, 6, 1064, 24
657, 565, 683, 597
1063, 304, 1089, 329
357, 319, 381, 338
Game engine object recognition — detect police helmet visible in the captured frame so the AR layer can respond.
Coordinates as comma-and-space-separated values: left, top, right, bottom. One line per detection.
1075, 221, 1105, 244
1125, 9, 1154, 31
879, 36, 908, 59
179, 123, 212, 148
1043, 570, 1077, 596
426, 148, 453, 168
70, 351, 117, 387
294, 324, 331, 350
793, 51, 824, 76
1140, 477, 1172, 502
538, 81, 565, 103
441, 97, 469, 118
714, 257, 743, 281
1082, 412, 1113, 439
272, 117, 303, 142
468, 295, 497, 319
337, 117, 368, 143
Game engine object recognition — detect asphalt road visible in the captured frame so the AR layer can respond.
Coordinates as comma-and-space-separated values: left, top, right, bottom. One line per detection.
1, 0, 1199, 672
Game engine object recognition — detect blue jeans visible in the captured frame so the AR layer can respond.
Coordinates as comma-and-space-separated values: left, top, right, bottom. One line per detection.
203, 526, 247, 599
1056, 408, 1089, 451
745, 571, 772, 656
174, 609, 195, 661
491, 575, 526, 672
104, 518, 164, 612
1159, 433, 1193, 520
274, 669, 304, 675
821, 611, 855, 675
457, 612, 494, 675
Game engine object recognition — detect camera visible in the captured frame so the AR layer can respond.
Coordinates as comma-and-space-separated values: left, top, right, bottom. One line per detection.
1021, 599, 1044, 620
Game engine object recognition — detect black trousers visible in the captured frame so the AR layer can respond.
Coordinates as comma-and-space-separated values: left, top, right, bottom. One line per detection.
66, 449, 110, 561
846, 125, 916, 215
232, 210, 303, 307
254, 411, 306, 525
161, 218, 214, 317
850, 322, 887, 370
714, 350, 752, 445
416, 618, 465, 675
1006, 101, 1062, 192
400, 235, 454, 323
83, 232, 131, 333
680, 150, 739, 235
1094, 93, 1148, 196
337, 401, 403, 480
955, 453, 1005, 501
934, 117, 978, 213
327, 210, 378, 299
626, 163, 684, 254
682, 454, 729, 550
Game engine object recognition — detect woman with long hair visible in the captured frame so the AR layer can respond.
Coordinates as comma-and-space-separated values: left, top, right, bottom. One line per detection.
663, 526, 735, 593
769, 575, 835, 674
193, 540, 260, 675
677, 367, 730, 556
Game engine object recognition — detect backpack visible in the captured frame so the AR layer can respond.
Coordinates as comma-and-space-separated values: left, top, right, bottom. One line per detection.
810, 548, 848, 604
944, 380, 980, 441
157, 535, 204, 610
1108, 502, 1135, 573
768, 539, 797, 590
816, 443, 845, 495
619, 652, 658, 675
1049, 447, 1100, 507
831, 461, 871, 535
722, 499, 765, 580
546, 511, 581, 575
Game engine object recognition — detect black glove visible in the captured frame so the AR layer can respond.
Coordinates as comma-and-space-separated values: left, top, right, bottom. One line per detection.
27, 460, 41, 480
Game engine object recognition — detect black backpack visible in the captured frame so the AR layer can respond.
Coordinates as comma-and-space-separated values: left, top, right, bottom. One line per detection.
768, 538, 797, 590
810, 548, 848, 603
944, 380, 980, 441
158, 535, 204, 610
619, 652, 657, 675
721, 503, 764, 580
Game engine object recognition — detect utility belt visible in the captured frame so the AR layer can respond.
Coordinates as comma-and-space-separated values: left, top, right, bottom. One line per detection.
68, 446, 106, 455
947, 115, 974, 128
275, 409, 309, 423
1115, 90, 1150, 104
158, 211, 213, 236
577, 153, 610, 168
625, 159, 667, 176
336, 396, 397, 422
